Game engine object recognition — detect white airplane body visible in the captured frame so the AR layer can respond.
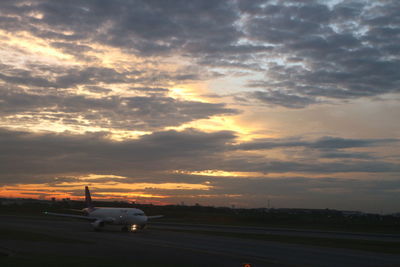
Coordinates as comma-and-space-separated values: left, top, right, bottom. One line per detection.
45, 186, 162, 232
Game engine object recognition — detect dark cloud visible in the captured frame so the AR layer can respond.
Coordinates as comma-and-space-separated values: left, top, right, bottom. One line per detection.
1, 128, 398, 186
243, 0, 400, 107
248, 90, 319, 109
0, 128, 236, 179
220, 160, 400, 174
234, 136, 398, 151
189, 177, 400, 211
84, 86, 113, 94
128, 87, 169, 93
0, 68, 56, 88
0, 89, 238, 131
207, 177, 400, 197
227, 136, 399, 173
0, 64, 136, 88
1, 0, 398, 107
0, 0, 243, 57
319, 152, 375, 160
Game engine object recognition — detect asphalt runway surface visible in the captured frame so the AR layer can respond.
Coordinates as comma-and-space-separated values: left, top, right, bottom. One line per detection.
151, 222, 400, 242
1, 215, 400, 267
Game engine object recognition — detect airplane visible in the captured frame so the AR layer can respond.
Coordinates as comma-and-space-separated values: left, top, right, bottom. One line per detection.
44, 186, 163, 232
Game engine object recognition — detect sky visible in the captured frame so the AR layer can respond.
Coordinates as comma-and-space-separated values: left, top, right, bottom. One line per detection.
0, 0, 399, 213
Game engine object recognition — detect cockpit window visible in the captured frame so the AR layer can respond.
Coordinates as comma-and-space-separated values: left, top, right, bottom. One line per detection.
134, 213, 145, 216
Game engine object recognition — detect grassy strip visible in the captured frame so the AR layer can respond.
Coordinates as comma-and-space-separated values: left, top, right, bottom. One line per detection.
156, 228, 400, 254
0, 228, 91, 244
0, 253, 177, 267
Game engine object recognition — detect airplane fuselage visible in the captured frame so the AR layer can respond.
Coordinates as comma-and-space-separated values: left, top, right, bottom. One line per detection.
89, 207, 148, 226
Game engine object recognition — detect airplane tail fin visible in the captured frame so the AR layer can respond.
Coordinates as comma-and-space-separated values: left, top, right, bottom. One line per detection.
85, 186, 94, 211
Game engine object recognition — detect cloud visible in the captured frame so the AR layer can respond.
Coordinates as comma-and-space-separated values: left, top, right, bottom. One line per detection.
226, 160, 400, 174
0, 63, 141, 89
0, 0, 242, 57
197, 177, 400, 211
1, 0, 399, 108
234, 136, 399, 151
319, 152, 375, 160
0, 128, 236, 180
0, 89, 238, 131
1, 128, 398, 185
243, 1, 400, 107
247, 90, 319, 109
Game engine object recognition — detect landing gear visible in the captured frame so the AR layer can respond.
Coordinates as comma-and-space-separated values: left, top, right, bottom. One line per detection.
120, 224, 141, 233
130, 224, 138, 232
92, 220, 105, 232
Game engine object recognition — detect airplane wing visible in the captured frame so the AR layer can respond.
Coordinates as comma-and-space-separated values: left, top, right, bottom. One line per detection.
44, 212, 98, 221
147, 215, 164, 219
67, 209, 86, 213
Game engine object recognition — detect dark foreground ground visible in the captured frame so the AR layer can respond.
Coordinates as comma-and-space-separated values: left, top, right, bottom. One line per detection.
1, 214, 400, 267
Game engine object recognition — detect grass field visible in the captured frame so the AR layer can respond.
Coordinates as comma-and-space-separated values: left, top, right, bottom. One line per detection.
0, 228, 91, 244
1, 253, 175, 267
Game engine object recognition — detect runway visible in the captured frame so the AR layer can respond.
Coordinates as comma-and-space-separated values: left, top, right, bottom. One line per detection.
1, 215, 400, 267
151, 221, 400, 242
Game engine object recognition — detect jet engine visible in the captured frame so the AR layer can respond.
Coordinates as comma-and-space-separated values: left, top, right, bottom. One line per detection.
92, 219, 105, 231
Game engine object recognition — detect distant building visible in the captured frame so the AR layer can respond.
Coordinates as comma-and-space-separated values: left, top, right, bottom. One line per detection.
341, 210, 365, 217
